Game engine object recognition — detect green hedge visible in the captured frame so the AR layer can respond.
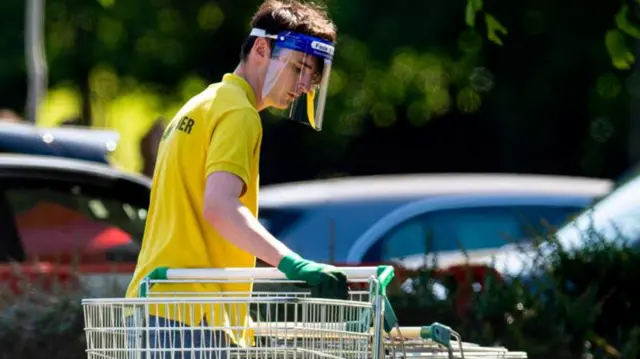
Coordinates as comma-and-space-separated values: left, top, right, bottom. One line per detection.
1, 232, 639, 359
388, 232, 640, 359
0, 278, 86, 359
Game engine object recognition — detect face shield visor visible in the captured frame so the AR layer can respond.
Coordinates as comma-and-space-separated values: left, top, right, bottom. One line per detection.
251, 28, 334, 131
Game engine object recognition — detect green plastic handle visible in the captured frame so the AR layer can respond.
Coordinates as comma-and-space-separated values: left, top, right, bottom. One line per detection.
383, 297, 398, 332
138, 266, 169, 297
420, 323, 452, 347
375, 265, 398, 333
376, 265, 395, 295
137, 265, 396, 300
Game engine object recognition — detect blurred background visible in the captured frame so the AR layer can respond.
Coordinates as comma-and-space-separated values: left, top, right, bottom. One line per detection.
4, 1, 640, 358
2, 0, 639, 180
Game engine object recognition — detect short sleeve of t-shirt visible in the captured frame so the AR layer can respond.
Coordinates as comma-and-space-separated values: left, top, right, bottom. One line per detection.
204, 108, 260, 193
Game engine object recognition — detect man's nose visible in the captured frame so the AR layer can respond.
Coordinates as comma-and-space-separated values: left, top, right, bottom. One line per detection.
297, 74, 314, 94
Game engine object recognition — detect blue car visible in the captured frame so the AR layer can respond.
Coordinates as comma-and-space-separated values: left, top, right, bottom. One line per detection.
258, 174, 613, 267
553, 168, 640, 251
451, 168, 640, 284
0, 121, 119, 164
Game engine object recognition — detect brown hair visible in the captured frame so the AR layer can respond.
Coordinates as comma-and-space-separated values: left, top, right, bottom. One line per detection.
240, 0, 337, 61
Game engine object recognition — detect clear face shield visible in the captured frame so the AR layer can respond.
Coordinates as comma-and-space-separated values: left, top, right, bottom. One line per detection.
250, 28, 334, 131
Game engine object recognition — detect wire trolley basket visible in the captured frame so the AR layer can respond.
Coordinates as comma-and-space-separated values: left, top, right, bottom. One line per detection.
81, 266, 528, 359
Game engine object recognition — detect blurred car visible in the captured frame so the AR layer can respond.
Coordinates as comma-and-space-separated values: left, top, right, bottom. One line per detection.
0, 121, 119, 164
0, 154, 150, 294
258, 174, 613, 270
485, 164, 640, 280
0, 165, 613, 296
554, 167, 640, 251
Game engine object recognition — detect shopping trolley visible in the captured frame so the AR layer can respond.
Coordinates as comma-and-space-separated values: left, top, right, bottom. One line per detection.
81, 266, 528, 359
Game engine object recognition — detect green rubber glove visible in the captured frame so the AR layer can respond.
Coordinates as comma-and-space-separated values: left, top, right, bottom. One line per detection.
278, 253, 349, 300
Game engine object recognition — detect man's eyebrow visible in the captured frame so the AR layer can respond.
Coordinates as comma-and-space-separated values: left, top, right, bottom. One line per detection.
296, 60, 314, 69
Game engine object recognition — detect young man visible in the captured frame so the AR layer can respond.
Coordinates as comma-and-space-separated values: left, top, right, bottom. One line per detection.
124, 0, 345, 357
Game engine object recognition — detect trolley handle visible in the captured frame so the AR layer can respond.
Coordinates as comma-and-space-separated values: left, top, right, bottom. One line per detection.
139, 265, 395, 297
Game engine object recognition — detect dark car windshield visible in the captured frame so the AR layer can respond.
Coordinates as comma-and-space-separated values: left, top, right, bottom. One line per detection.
258, 207, 305, 237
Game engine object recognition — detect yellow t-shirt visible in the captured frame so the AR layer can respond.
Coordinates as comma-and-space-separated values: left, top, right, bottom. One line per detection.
125, 73, 262, 347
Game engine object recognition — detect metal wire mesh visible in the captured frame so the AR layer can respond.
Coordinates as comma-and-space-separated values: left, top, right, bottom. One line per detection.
83, 297, 374, 359
81, 273, 528, 359
384, 338, 529, 359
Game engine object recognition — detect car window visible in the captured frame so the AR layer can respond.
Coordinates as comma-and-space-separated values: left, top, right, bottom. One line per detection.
0, 180, 147, 263
258, 199, 413, 262
258, 207, 306, 237
362, 205, 582, 262
555, 173, 640, 250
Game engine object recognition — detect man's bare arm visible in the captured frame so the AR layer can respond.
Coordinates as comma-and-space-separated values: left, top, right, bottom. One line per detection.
203, 171, 293, 267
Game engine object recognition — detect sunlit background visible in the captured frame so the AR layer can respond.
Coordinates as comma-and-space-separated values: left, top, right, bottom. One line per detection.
4, 1, 640, 357
3, 0, 639, 182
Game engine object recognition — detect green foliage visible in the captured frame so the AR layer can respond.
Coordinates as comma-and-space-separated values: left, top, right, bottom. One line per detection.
1, 227, 639, 359
466, 0, 640, 71
388, 230, 640, 359
464, 0, 507, 46
1, 0, 632, 179
0, 290, 85, 359
0, 264, 90, 359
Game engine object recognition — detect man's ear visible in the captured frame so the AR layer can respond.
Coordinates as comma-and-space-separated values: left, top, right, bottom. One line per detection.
252, 38, 272, 64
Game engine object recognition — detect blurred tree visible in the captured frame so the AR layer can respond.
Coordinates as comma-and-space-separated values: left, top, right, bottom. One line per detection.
467, 0, 640, 169
0, 0, 634, 181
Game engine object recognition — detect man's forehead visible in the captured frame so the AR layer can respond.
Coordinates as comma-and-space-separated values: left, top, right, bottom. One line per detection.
280, 49, 317, 66
299, 57, 316, 69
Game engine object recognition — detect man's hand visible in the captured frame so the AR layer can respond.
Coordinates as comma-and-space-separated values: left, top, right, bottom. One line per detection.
278, 253, 349, 300
203, 172, 347, 298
